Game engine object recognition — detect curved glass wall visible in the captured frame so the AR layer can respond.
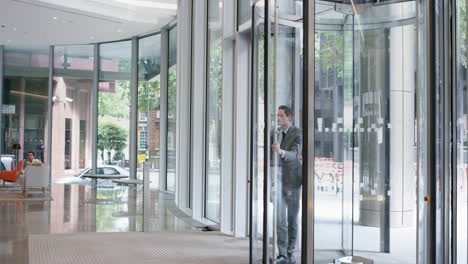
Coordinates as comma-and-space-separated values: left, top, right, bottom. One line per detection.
52, 45, 94, 179
251, 3, 266, 262
205, 0, 224, 223
0, 17, 176, 234
137, 34, 161, 189
167, 27, 177, 193
97, 41, 132, 170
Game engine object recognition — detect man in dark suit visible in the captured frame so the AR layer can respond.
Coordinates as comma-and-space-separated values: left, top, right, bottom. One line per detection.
271, 105, 302, 264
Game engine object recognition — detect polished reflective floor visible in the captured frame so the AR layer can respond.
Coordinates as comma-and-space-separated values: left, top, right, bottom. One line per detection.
0, 183, 195, 264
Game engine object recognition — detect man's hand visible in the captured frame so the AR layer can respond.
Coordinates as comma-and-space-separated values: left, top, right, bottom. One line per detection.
272, 143, 284, 156
26, 160, 43, 166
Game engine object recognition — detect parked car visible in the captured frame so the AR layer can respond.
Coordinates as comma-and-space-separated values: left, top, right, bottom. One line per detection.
78, 166, 130, 178
53, 165, 129, 186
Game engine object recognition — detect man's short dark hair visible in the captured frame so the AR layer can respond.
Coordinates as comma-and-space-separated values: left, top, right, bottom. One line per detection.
278, 105, 292, 117
28, 151, 35, 156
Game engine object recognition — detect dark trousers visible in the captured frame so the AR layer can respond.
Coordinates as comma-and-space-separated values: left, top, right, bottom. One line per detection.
276, 185, 301, 256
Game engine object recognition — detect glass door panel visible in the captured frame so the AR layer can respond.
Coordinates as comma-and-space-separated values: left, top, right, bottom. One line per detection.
266, 0, 304, 263
342, 13, 354, 256
352, 3, 417, 262
52, 45, 94, 180
137, 34, 161, 190
251, 1, 304, 262
312, 0, 418, 263
314, 4, 352, 262
252, 1, 420, 263
251, 2, 266, 263
166, 27, 177, 193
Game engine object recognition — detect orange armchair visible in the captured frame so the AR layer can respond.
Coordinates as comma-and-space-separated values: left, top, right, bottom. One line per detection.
1, 160, 24, 186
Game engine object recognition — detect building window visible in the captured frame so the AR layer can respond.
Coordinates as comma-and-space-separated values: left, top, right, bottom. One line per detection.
139, 111, 148, 122
139, 130, 148, 151
65, 118, 72, 170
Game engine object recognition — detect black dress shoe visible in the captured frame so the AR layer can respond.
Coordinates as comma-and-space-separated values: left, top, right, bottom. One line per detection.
276, 255, 288, 264
288, 252, 296, 264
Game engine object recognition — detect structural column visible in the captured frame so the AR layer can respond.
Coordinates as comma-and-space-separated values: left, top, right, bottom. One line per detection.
388, 25, 417, 227
159, 27, 169, 191
19, 78, 25, 161
130, 37, 138, 180
91, 44, 99, 174
175, 0, 192, 209
190, 0, 208, 221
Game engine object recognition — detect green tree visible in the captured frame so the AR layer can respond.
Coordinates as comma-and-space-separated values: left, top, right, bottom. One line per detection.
97, 122, 127, 164
168, 70, 177, 117
98, 84, 131, 118
98, 57, 178, 118
459, 0, 467, 68
208, 40, 223, 111
116, 79, 161, 113
315, 31, 344, 78
137, 81, 160, 112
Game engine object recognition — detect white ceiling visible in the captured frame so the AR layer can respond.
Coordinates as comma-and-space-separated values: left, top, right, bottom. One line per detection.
0, 0, 177, 46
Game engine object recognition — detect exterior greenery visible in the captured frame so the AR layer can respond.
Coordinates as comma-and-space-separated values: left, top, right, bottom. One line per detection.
97, 122, 128, 163
459, 0, 467, 68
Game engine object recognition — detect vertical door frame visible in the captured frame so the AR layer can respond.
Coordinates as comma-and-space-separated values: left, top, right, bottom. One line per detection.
262, 0, 270, 262
249, 2, 259, 263
47, 46, 54, 185
91, 44, 99, 175
303, 0, 315, 263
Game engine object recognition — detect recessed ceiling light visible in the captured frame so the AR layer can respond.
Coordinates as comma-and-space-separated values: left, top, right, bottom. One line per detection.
7, 40, 11, 42
117, 29, 123, 33
53, 17, 58, 20
13, 27, 17, 31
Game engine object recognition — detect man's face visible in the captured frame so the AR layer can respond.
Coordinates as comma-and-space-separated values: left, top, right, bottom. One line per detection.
27, 153, 34, 161
277, 109, 291, 127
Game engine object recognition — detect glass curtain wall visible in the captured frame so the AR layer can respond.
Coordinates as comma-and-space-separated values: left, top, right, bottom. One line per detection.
456, 0, 468, 262
2, 46, 49, 166
268, 1, 304, 263
52, 45, 94, 180
137, 34, 161, 189
98, 41, 132, 171
167, 27, 177, 192
205, 0, 223, 223
251, 3, 265, 262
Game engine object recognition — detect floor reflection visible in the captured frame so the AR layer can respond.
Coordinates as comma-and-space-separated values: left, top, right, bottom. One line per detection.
0, 183, 193, 264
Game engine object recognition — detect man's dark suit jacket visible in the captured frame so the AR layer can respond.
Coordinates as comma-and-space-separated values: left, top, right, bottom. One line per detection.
271, 125, 303, 189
